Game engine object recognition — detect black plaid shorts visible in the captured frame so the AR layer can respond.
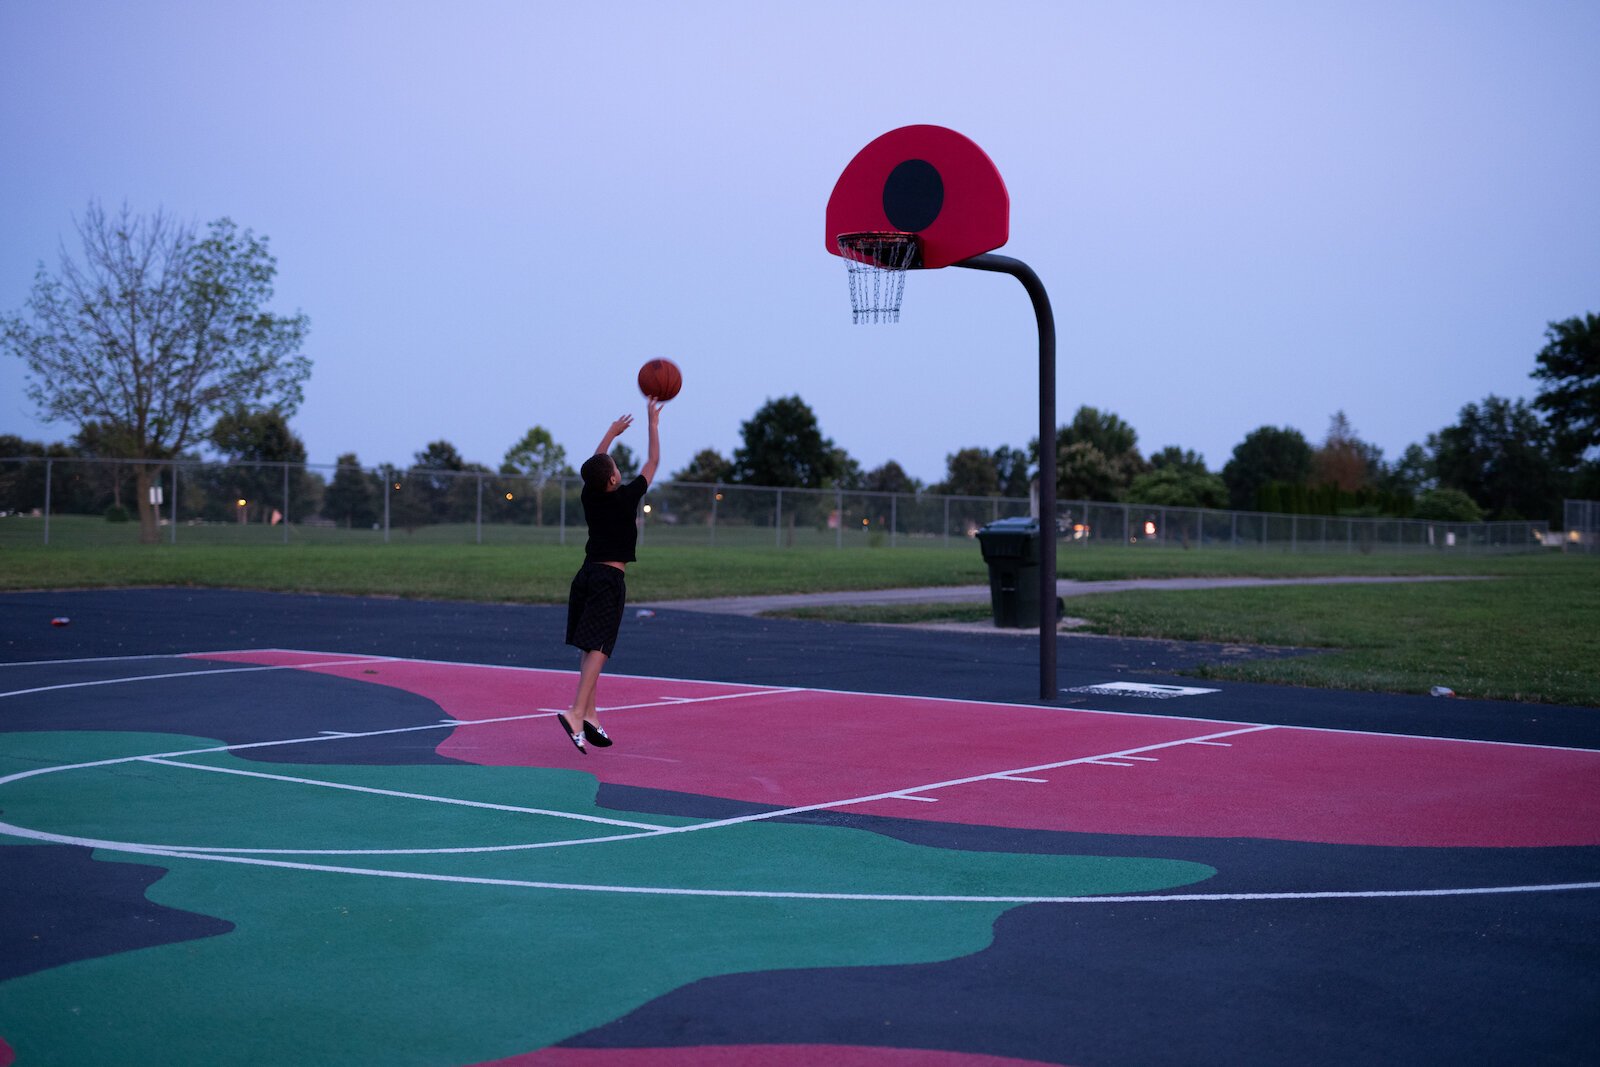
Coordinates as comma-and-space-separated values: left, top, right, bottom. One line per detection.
565, 561, 627, 657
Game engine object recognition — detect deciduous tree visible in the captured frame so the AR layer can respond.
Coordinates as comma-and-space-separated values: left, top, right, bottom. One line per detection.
324, 453, 380, 529
611, 442, 640, 482
939, 447, 1000, 497
1530, 312, 1600, 465
1036, 406, 1145, 502
1, 203, 311, 542
1222, 426, 1313, 510
1430, 395, 1561, 521
206, 407, 314, 524
1126, 466, 1228, 508
502, 426, 568, 525
671, 448, 734, 485
731, 396, 849, 488
1311, 411, 1383, 492
1412, 488, 1484, 522
863, 460, 920, 495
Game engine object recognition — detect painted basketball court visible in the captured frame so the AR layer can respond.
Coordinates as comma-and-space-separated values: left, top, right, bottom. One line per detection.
2, 601, 1597, 1065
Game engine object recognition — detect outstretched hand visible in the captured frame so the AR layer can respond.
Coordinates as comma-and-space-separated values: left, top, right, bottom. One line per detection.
608, 414, 634, 437
647, 398, 664, 423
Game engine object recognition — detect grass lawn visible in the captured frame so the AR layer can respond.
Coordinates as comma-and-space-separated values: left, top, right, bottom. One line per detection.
0, 515, 1569, 598
4, 517, 1596, 705
775, 556, 1600, 706
0, 537, 989, 602
1066, 576, 1600, 706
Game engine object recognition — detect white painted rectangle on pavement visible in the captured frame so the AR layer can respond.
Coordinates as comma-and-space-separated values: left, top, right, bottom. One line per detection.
1061, 682, 1221, 699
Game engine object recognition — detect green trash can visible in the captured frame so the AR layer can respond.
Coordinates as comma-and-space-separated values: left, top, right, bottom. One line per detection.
976, 516, 1041, 628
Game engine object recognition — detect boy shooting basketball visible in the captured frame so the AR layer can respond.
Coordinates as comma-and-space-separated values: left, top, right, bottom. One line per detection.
557, 398, 662, 753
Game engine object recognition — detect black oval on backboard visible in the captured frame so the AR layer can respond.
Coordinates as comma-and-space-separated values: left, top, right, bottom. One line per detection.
882, 159, 944, 233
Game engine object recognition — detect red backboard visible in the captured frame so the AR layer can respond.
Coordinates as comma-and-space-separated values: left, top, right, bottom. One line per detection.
825, 125, 1010, 269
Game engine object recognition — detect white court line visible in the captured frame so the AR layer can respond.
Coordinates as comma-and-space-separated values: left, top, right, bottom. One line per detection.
142, 757, 664, 829
0, 686, 793, 791
4, 767, 1596, 902
706, 667, 1600, 756
28, 645, 1599, 754
0, 652, 220, 669
591, 724, 1283, 840
0, 648, 389, 670
14, 839, 1593, 905
0, 723, 1280, 859
6, 649, 1597, 904
0, 656, 399, 700
533, 687, 806, 717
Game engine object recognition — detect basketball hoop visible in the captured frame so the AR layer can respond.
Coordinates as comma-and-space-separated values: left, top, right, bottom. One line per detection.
836, 231, 921, 324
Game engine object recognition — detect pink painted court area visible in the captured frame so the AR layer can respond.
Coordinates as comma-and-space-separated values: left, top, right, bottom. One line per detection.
194, 650, 1600, 850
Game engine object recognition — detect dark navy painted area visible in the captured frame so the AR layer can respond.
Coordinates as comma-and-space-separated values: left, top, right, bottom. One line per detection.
0, 845, 233, 981
0, 649, 462, 766
562, 891, 1598, 1066
3, 587, 1596, 1064
3, 588, 1595, 749
603, 781, 1600, 896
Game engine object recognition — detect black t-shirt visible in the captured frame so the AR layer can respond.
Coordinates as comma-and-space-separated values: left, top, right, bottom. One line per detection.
581, 475, 648, 563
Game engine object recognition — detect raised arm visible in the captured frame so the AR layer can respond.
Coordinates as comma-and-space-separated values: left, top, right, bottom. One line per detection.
639, 399, 663, 485
594, 414, 633, 456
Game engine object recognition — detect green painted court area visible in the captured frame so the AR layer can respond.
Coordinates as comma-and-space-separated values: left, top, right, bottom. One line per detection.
2, 727, 1207, 1064
2, 645, 1596, 1066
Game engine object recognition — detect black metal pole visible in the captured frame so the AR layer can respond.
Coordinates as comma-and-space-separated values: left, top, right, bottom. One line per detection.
955, 252, 1057, 701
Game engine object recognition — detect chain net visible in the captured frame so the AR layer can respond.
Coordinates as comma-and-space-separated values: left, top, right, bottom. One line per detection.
836, 232, 920, 324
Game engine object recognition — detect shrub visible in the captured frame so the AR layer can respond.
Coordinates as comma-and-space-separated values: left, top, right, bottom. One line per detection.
1413, 488, 1484, 523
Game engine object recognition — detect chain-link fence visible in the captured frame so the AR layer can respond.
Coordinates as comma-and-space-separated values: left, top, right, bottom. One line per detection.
1056, 499, 1547, 553
0, 455, 1553, 553
1565, 500, 1599, 555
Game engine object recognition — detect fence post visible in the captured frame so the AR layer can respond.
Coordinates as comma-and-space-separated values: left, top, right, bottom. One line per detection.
43, 458, 52, 545
891, 494, 898, 549
476, 473, 483, 545
776, 488, 783, 548
559, 477, 567, 546
383, 472, 391, 544
283, 464, 291, 545
836, 487, 843, 549
170, 463, 178, 544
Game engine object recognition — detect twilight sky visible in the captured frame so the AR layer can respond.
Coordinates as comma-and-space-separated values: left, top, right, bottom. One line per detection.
3, 0, 1597, 484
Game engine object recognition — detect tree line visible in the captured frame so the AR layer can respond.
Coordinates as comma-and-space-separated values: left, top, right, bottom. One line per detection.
4, 204, 1596, 533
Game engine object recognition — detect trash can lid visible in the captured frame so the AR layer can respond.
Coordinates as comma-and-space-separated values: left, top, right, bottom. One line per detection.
979, 516, 1039, 532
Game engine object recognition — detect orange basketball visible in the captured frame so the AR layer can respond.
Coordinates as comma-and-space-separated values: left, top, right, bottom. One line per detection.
637, 358, 682, 402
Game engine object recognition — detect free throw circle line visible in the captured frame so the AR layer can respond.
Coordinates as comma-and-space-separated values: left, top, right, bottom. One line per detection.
2, 723, 1278, 857
20, 837, 1597, 905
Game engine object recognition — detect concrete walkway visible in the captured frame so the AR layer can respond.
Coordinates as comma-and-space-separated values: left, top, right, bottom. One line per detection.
641, 574, 1493, 618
